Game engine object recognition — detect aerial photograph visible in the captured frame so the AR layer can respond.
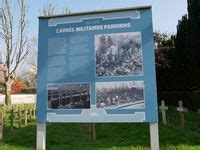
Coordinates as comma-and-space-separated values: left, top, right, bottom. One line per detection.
95, 32, 142, 77
48, 83, 90, 109
96, 81, 144, 109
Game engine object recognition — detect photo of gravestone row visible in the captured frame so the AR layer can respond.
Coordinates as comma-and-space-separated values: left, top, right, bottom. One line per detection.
96, 81, 144, 109
95, 32, 143, 77
47, 83, 90, 109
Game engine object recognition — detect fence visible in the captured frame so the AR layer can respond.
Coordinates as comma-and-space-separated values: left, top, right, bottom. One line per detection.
0, 100, 199, 140
1, 104, 36, 132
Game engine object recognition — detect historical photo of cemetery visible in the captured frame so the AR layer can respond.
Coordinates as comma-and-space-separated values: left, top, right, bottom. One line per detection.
95, 32, 143, 77
47, 83, 90, 109
96, 81, 144, 109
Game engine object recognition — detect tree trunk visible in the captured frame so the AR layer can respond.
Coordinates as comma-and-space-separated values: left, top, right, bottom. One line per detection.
5, 81, 12, 106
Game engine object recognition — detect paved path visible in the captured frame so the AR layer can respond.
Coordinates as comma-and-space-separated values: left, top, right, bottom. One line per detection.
0, 94, 36, 104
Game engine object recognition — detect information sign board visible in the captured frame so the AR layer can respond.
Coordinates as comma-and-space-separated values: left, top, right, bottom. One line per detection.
37, 6, 158, 123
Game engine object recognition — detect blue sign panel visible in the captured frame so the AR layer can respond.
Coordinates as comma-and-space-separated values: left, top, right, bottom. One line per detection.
37, 6, 158, 123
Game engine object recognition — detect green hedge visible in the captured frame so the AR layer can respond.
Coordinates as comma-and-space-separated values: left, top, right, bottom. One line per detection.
158, 91, 200, 111
0, 88, 36, 94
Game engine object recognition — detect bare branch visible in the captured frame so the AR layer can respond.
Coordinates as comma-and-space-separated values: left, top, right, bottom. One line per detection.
0, 0, 29, 81
39, 3, 56, 16
39, 3, 71, 16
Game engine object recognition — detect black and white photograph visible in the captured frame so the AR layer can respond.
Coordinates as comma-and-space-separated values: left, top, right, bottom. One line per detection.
48, 83, 90, 109
95, 32, 142, 77
96, 81, 144, 109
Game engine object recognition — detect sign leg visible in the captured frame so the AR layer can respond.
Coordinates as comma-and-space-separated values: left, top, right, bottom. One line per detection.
150, 122, 159, 150
37, 123, 46, 150
92, 123, 96, 141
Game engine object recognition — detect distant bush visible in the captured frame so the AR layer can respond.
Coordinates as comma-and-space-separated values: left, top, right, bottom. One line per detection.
0, 88, 36, 94
17, 88, 36, 94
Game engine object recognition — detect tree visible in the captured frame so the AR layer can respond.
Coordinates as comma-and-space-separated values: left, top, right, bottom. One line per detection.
173, 15, 192, 90
153, 32, 176, 91
172, 0, 200, 91
39, 3, 71, 16
187, 0, 200, 90
0, 0, 29, 105
62, 5, 71, 14
39, 3, 56, 16
20, 37, 37, 88
154, 31, 175, 69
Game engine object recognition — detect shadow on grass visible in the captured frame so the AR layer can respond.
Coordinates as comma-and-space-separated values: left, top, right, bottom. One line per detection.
0, 122, 36, 150
46, 123, 150, 150
0, 121, 200, 150
46, 123, 151, 150
46, 123, 200, 150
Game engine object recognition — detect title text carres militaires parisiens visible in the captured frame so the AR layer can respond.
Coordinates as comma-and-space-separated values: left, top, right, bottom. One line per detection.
56, 23, 131, 33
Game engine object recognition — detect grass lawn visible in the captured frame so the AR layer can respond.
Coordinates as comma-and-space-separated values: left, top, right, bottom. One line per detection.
0, 106, 200, 150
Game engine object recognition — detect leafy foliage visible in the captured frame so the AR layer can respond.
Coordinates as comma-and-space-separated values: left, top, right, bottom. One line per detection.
156, 0, 200, 91
172, 0, 200, 91
154, 32, 176, 91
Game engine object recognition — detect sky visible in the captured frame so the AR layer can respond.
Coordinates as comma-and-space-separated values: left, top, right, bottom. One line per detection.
0, 0, 188, 75
27, 0, 188, 38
